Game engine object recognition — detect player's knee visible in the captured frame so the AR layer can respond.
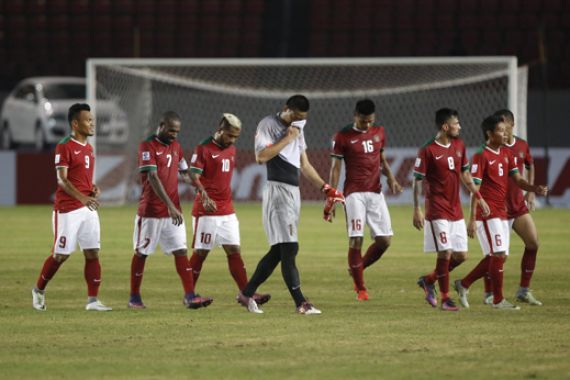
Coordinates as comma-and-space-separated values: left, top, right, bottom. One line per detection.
54, 254, 69, 263
452, 252, 467, 263
83, 249, 99, 260
194, 249, 209, 258
525, 240, 539, 251
349, 237, 363, 249
375, 236, 391, 250
172, 249, 188, 257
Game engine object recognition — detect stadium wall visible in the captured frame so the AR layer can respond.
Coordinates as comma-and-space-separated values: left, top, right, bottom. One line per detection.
2, 148, 570, 207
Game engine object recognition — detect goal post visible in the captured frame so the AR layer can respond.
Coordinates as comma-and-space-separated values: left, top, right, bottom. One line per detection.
86, 57, 526, 204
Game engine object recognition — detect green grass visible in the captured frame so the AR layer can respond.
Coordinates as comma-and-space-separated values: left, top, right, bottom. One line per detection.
1, 204, 570, 379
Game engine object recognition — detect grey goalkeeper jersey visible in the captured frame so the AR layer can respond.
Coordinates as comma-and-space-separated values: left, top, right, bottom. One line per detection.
254, 114, 307, 186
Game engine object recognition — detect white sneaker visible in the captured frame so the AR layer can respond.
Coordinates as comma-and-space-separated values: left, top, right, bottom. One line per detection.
483, 292, 494, 305
297, 302, 322, 315
85, 300, 112, 311
492, 299, 521, 310
32, 288, 46, 311
236, 292, 263, 314
515, 289, 543, 306
453, 280, 470, 309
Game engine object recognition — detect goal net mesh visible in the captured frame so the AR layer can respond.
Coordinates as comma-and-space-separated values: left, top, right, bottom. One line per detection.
89, 58, 525, 203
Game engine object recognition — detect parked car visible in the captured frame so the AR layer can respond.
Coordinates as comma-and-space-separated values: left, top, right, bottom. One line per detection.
0, 77, 128, 150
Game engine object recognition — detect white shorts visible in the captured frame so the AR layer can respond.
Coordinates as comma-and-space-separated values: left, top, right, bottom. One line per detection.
475, 218, 510, 256
345, 192, 393, 238
424, 219, 468, 253
192, 213, 240, 250
52, 207, 100, 255
133, 216, 187, 255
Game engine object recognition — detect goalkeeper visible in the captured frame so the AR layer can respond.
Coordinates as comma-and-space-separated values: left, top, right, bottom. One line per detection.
237, 95, 344, 315
328, 99, 402, 301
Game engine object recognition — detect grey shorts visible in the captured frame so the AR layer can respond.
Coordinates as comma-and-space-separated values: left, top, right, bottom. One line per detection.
262, 181, 301, 245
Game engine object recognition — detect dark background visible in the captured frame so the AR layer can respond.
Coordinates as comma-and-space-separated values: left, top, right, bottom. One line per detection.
1, 0, 569, 147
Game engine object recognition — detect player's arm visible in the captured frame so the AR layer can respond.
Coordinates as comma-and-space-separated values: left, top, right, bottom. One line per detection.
412, 177, 424, 230
511, 171, 548, 196
460, 170, 490, 217
525, 163, 536, 211
146, 170, 183, 226
380, 151, 403, 194
188, 170, 217, 213
467, 183, 480, 239
300, 150, 326, 189
56, 167, 99, 211
255, 126, 300, 164
329, 157, 342, 189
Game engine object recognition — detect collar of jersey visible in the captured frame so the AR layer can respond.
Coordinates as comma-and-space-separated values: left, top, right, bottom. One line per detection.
70, 136, 87, 146
504, 136, 517, 147
434, 139, 451, 148
485, 145, 501, 155
352, 125, 369, 134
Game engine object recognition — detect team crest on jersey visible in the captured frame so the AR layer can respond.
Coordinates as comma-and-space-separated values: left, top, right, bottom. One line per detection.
373, 135, 381, 142
519, 152, 524, 158
456, 151, 462, 158
142, 151, 150, 161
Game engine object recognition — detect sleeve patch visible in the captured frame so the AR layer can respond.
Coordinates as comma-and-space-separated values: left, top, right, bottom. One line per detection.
471, 164, 478, 173
191, 153, 197, 163
142, 151, 151, 161
414, 157, 421, 168
55, 154, 61, 164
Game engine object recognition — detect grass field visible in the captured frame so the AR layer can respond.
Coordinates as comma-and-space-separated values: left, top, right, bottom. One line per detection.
1, 204, 570, 379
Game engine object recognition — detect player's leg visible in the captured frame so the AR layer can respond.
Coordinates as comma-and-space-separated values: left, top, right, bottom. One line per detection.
78, 209, 111, 311
33, 210, 78, 310
161, 219, 212, 309
362, 193, 393, 270
189, 216, 217, 284
345, 193, 366, 296
512, 213, 542, 305
129, 216, 160, 308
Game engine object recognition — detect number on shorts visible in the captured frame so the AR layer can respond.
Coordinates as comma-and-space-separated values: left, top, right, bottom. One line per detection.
200, 233, 212, 244
495, 234, 502, 246
58, 236, 67, 248
439, 232, 448, 244
351, 219, 362, 231
288, 224, 294, 236
143, 237, 151, 249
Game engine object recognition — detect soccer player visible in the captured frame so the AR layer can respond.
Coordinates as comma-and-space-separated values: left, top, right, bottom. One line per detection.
494, 109, 543, 305
128, 111, 212, 310
188, 113, 270, 305
32, 103, 111, 311
412, 108, 490, 311
328, 99, 402, 301
453, 115, 547, 310
237, 94, 344, 314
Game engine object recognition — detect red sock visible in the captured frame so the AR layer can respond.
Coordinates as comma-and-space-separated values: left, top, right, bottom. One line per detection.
424, 271, 437, 284
348, 247, 365, 290
520, 248, 538, 288
448, 256, 463, 272
227, 253, 248, 290
362, 242, 386, 269
130, 255, 147, 296
36, 255, 63, 290
189, 252, 205, 284
483, 273, 492, 293
425, 255, 461, 285
461, 256, 490, 289
489, 255, 505, 304
174, 255, 195, 294
435, 258, 450, 300
84, 258, 101, 298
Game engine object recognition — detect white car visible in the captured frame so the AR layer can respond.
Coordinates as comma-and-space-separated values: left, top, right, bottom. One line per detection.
0, 77, 128, 150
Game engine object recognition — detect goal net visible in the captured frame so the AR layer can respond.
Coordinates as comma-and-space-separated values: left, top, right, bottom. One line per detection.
87, 57, 526, 204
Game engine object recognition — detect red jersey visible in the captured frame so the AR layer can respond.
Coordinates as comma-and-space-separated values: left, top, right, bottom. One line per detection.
413, 137, 469, 221
53, 136, 95, 212
505, 136, 533, 218
190, 137, 235, 216
331, 124, 385, 197
137, 135, 185, 218
470, 145, 519, 220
